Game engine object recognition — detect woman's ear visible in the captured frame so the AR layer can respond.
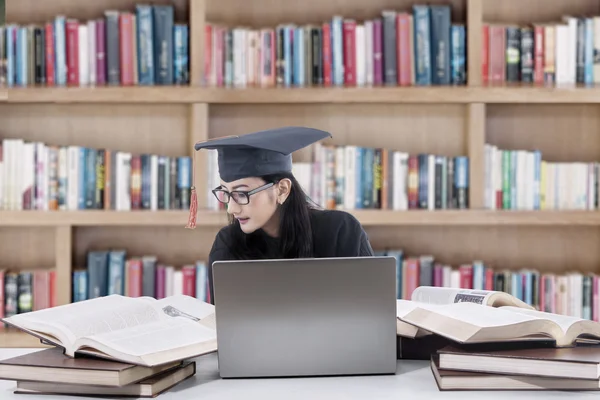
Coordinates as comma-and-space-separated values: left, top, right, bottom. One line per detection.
277, 178, 292, 204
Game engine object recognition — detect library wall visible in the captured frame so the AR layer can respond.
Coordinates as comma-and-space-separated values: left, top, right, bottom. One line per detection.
1, 0, 600, 347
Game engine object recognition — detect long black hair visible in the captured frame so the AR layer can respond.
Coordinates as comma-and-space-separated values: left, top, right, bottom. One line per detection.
225, 171, 317, 260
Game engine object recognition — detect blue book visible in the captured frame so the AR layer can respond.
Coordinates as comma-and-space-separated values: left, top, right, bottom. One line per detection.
136, 5, 155, 85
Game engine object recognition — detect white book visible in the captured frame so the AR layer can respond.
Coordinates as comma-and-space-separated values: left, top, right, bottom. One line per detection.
554, 24, 570, 85
67, 146, 79, 211
78, 24, 89, 86
427, 154, 435, 210
174, 270, 184, 296
364, 20, 373, 85
87, 20, 96, 85
344, 146, 356, 210
116, 152, 131, 211
392, 151, 408, 210
150, 154, 158, 210
165, 266, 175, 297
355, 24, 365, 86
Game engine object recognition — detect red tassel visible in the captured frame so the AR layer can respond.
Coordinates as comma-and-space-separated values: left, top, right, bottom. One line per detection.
185, 148, 199, 229
185, 186, 198, 229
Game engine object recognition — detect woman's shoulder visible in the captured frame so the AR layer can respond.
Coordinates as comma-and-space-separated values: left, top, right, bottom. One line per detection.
309, 208, 364, 232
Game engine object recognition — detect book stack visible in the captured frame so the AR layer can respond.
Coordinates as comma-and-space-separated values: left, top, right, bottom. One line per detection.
0, 294, 217, 397
396, 286, 600, 391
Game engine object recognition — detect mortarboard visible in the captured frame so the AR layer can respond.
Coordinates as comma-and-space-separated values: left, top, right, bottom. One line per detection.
185, 126, 332, 229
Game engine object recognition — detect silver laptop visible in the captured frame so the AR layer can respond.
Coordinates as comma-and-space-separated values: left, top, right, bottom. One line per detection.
212, 256, 398, 378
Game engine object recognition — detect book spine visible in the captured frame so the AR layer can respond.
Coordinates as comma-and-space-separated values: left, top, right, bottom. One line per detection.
153, 5, 174, 84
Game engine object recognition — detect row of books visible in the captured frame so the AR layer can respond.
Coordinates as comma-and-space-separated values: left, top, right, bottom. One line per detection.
74, 250, 211, 304
0, 4, 189, 87
204, 4, 466, 88
483, 17, 600, 85
484, 144, 597, 210
206, 144, 470, 211
295, 144, 469, 211
0, 139, 194, 211
0, 269, 57, 325
380, 247, 599, 321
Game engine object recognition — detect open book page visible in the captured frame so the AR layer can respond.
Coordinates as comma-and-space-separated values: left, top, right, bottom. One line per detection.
411, 287, 534, 309
500, 306, 600, 345
74, 315, 217, 365
2, 295, 160, 354
2, 294, 216, 358
397, 300, 563, 343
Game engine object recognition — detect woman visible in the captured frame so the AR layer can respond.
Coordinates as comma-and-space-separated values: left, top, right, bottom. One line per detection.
186, 126, 374, 303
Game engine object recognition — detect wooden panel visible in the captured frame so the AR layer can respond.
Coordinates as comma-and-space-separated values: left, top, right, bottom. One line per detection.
206, 0, 466, 26
0, 228, 55, 269
367, 226, 600, 274
486, 104, 600, 162
467, 0, 483, 86
467, 103, 485, 209
190, 0, 206, 86
72, 226, 224, 268
0, 104, 189, 157
209, 104, 468, 163
6, 0, 188, 24
0, 331, 50, 348
55, 226, 72, 306
482, 0, 600, 24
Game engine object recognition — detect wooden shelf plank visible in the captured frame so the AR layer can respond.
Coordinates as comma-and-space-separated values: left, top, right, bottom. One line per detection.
0, 330, 50, 348
2, 210, 600, 227
6, 85, 600, 104
6, 86, 201, 104
0, 89, 7, 101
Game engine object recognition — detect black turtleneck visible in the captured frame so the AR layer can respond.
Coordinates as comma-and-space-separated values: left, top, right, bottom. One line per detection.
206, 208, 374, 304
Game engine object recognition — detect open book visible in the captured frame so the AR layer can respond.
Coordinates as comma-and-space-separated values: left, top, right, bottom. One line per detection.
397, 287, 600, 347
1, 294, 217, 367
396, 286, 534, 339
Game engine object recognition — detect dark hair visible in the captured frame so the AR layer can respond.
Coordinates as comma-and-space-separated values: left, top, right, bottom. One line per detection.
225, 171, 316, 260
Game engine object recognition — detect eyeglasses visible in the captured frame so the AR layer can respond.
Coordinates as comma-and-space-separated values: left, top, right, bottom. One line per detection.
212, 182, 275, 205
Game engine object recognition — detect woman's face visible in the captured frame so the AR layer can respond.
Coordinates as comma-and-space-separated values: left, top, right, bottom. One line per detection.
219, 177, 280, 235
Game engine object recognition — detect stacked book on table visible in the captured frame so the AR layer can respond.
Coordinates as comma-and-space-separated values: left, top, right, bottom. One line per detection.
396, 286, 600, 391
0, 294, 218, 397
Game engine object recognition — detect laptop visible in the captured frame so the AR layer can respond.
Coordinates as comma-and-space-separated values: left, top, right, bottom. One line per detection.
212, 256, 398, 378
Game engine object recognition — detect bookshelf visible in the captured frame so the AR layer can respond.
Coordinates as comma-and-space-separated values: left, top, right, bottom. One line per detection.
1, 0, 600, 347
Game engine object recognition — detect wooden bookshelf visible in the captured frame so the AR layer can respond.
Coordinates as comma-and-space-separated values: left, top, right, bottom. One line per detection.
2, 0, 600, 347
0, 330, 50, 348
3, 210, 600, 227
8, 86, 600, 104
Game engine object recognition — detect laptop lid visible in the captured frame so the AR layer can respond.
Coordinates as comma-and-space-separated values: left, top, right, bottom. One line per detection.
212, 256, 397, 378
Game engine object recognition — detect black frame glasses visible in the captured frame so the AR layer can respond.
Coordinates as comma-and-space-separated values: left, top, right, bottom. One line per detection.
212, 182, 275, 205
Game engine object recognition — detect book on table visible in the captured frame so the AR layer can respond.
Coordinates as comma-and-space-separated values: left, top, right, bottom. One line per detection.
397, 286, 600, 347
0, 347, 181, 387
13, 361, 197, 397
430, 354, 600, 391
0, 294, 217, 367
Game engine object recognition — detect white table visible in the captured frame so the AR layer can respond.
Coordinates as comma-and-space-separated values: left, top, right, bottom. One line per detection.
0, 348, 597, 399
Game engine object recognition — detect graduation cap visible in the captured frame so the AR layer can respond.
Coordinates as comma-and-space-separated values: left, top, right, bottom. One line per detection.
185, 126, 332, 229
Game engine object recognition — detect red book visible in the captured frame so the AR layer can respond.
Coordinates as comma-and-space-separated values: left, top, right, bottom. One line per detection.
45, 23, 55, 86
342, 19, 356, 86
119, 13, 134, 86
459, 265, 473, 289
65, 19, 79, 86
182, 265, 196, 298
403, 258, 420, 300
533, 25, 545, 84
484, 268, 494, 291
481, 24, 489, 84
49, 270, 56, 308
128, 259, 143, 297
155, 265, 166, 299
396, 13, 411, 86
322, 22, 332, 86
204, 24, 212, 85
489, 25, 506, 83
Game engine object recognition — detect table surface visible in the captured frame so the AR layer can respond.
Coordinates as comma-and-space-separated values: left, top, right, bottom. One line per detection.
0, 348, 597, 399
